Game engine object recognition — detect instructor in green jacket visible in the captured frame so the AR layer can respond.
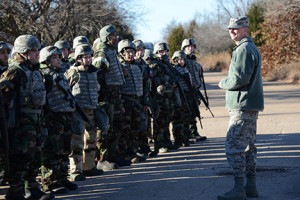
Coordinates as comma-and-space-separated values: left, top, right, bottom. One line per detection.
218, 16, 264, 200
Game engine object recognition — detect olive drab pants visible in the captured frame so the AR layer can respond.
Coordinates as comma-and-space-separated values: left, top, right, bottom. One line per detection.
70, 109, 97, 173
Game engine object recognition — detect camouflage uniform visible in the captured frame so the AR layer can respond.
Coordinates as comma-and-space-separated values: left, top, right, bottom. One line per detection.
93, 25, 130, 167
0, 35, 53, 200
133, 40, 153, 154
117, 40, 143, 161
0, 41, 10, 186
54, 40, 72, 72
182, 38, 206, 141
39, 46, 77, 193
171, 51, 193, 147
65, 44, 103, 180
218, 17, 264, 200
150, 42, 179, 153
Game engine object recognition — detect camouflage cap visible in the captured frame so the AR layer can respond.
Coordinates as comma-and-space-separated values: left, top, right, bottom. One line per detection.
0, 41, 11, 53
227, 16, 249, 29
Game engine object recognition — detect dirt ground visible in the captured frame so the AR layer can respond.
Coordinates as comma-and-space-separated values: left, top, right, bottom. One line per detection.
1, 71, 300, 200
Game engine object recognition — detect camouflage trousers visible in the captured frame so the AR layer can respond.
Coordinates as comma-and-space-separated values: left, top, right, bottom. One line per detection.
153, 95, 174, 150
172, 92, 194, 144
138, 111, 152, 153
118, 97, 141, 157
70, 109, 97, 173
6, 111, 43, 196
41, 111, 72, 187
225, 110, 258, 178
96, 100, 122, 161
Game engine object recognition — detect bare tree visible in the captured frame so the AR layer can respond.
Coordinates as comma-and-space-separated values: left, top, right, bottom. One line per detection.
0, 0, 140, 45
216, 0, 257, 18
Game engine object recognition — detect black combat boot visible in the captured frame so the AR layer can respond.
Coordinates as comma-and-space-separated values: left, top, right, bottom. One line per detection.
217, 177, 247, 200
107, 156, 132, 167
24, 187, 55, 200
245, 175, 258, 198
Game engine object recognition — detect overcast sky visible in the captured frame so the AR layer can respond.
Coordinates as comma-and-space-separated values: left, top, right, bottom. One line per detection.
133, 0, 217, 43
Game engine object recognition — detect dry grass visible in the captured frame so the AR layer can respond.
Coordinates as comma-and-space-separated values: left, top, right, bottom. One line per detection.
196, 52, 231, 72
264, 61, 300, 84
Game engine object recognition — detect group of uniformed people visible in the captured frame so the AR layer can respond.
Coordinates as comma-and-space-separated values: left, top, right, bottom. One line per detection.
0, 24, 209, 200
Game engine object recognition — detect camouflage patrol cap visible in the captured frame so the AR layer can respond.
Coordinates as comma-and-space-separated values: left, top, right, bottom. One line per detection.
0, 41, 11, 53
39, 46, 62, 64
73, 36, 89, 49
153, 42, 169, 54
99, 25, 117, 43
118, 39, 136, 53
133, 40, 145, 50
54, 40, 71, 49
171, 50, 186, 61
181, 38, 196, 50
227, 16, 249, 29
75, 44, 93, 60
14, 35, 41, 53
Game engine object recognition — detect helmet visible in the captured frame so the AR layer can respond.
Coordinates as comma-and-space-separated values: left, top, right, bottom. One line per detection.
39, 46, 62, 64
181, 38, 196, 50
153, 42, 169, 54
74, 44, 93, 60
54, 40, 71, 49
133, 40, 145, 50
73, 36, 89, 49
118, 39, 136, 53
0, 41, 11, 54
93, 38, 101, 47
13, 35, 41, 54
172, 50, 186, 61
143, 49, 153, 60
99, 25, 117, 43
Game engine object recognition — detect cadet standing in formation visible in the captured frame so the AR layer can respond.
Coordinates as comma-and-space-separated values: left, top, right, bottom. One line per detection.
39, 46, 78, 194
0, 35, 53, 200
0, 41, 10, 186
0, 23, 211, 199
93, 25, 131, 169
182, 38, 207, 142
118, 39, 145, 163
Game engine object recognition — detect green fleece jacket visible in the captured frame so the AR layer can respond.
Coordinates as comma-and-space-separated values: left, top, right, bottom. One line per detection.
220, 37, 264, 111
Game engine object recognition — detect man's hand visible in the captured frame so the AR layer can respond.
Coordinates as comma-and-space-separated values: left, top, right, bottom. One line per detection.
218, 80, 223, 89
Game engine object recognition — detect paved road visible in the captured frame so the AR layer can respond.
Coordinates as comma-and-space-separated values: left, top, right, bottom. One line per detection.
1, 72, 300, 200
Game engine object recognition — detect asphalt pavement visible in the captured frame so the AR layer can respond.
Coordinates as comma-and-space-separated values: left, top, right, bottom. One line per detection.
1, 71, 299, 200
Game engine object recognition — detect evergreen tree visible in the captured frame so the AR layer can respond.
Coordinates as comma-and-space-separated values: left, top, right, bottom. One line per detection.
167, 24, 186, 57
246, 2, 265, 46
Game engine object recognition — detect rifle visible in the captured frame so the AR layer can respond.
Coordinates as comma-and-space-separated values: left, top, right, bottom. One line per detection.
0, 86, 9, 173
147, 97, 158, 127
160, 58, 192, 115
56, 77, 97, 131
173, 67, 204, 129
199, 89, 214, 117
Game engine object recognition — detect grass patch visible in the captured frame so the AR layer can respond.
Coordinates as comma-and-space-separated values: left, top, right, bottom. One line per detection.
196, 52, 231, 72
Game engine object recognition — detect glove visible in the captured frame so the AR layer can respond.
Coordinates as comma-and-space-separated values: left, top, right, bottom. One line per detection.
157, 85, 166, 96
